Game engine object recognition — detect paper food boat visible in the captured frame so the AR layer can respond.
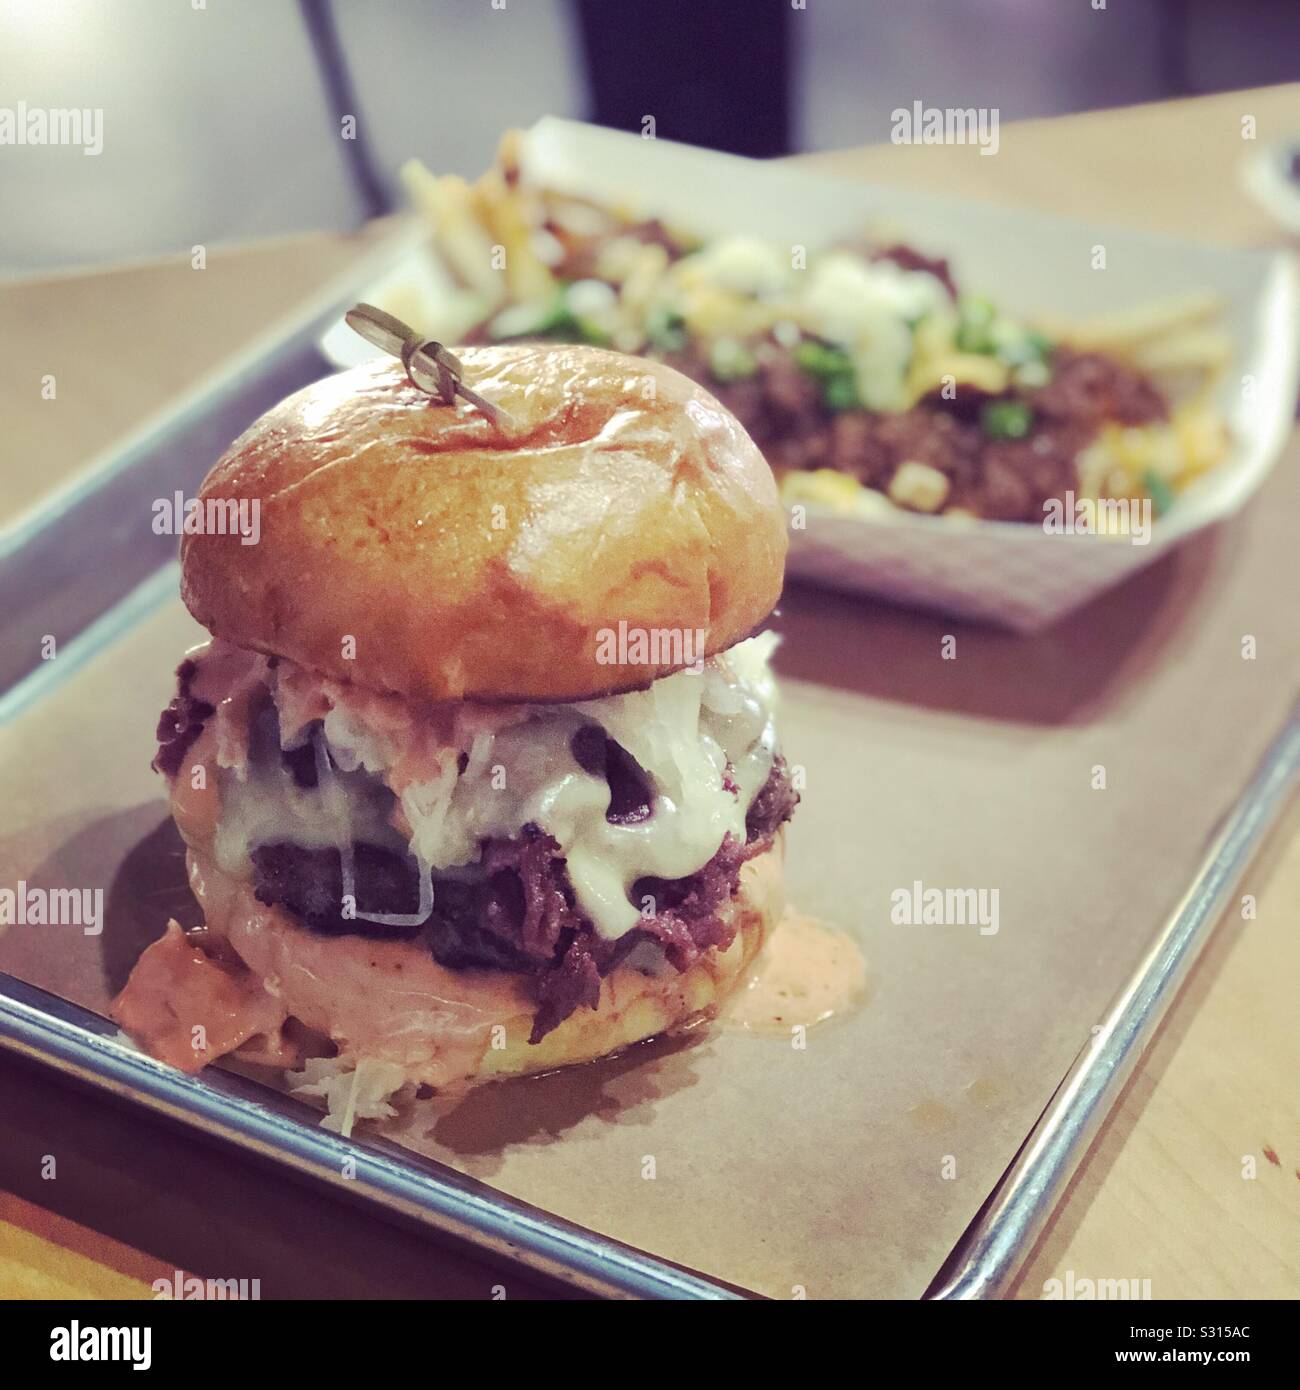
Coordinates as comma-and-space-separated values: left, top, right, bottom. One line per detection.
321, 117, 1300, 633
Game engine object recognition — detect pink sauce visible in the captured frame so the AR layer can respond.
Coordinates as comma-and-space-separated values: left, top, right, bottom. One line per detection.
114, 846, 539, 1089
192, 850, 534, 1088
722, 911, 867, 1036
111, 922, 285, 1073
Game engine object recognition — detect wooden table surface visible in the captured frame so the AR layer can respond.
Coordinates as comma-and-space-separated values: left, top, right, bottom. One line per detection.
1, 85, 1297, 1300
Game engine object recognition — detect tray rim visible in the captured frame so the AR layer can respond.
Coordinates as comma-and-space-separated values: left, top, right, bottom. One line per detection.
0, 975, 743, 1301
0, 218, 425, 564
2, 556, 1297, 1299
925, 696, 1300, 1297
2, 204, 1297, 1294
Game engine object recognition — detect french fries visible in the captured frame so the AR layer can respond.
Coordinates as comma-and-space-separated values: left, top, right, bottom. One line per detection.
396, 133, 1232, 523
1034, 289, 1230, 394
399, 161, 506, 306
1038, 290, 1222, 352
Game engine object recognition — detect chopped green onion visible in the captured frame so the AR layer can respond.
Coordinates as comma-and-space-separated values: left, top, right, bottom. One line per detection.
822, 374, 861, 411
708, 338, 758, 382
488, 292, 579, 342
1142, 468, 1176, 517
793, 339, 854, 380
488, 292, 609, 346
955, 296, 998, 354
980, 399, 1034, 439
645, 304, 688, 352
572, 317, 611, 346
996, 327, 1055, 367
794, 339, 860, 410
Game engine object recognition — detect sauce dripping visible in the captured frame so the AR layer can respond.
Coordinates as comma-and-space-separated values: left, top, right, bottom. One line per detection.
722, 910, 867, 1036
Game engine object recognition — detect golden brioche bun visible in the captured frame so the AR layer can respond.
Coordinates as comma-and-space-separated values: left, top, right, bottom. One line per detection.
181, 345, 786, 702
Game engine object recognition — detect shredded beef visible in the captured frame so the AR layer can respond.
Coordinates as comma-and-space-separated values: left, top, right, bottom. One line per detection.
657, 335, 1172, 520
429, 828, 574, 969
248, 757, 796, 1044
152, 659, 214, 777
746, 757, 801, 839
530, 937, 606, 1043
156, 663, 799, 1044
968, 422, 1095, 521
668, 345, 826, 472
1030, 348, 1166, 428
462, 231, 1171, 522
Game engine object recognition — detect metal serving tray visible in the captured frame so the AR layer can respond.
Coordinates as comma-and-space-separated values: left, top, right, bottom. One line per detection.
2, 250, 1297, 1300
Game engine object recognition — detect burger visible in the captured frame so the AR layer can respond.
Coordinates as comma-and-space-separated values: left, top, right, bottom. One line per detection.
113, 342, 798, 1128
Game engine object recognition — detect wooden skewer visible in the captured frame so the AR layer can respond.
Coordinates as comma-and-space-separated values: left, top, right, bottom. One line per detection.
344, 303, 511, 431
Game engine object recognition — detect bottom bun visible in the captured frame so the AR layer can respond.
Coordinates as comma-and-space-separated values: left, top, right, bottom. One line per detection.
485, 844, 785, 1080
179, 841, 785, 1100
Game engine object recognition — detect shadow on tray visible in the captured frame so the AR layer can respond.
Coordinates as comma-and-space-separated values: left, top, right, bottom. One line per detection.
774, 519, 1234, 726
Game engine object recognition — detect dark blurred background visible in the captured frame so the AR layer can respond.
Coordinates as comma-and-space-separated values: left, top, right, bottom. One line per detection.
3, 0, 1298, 275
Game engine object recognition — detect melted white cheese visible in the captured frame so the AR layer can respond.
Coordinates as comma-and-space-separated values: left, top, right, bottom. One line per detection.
208, 634, 781, 942
799, 253, 949, 412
